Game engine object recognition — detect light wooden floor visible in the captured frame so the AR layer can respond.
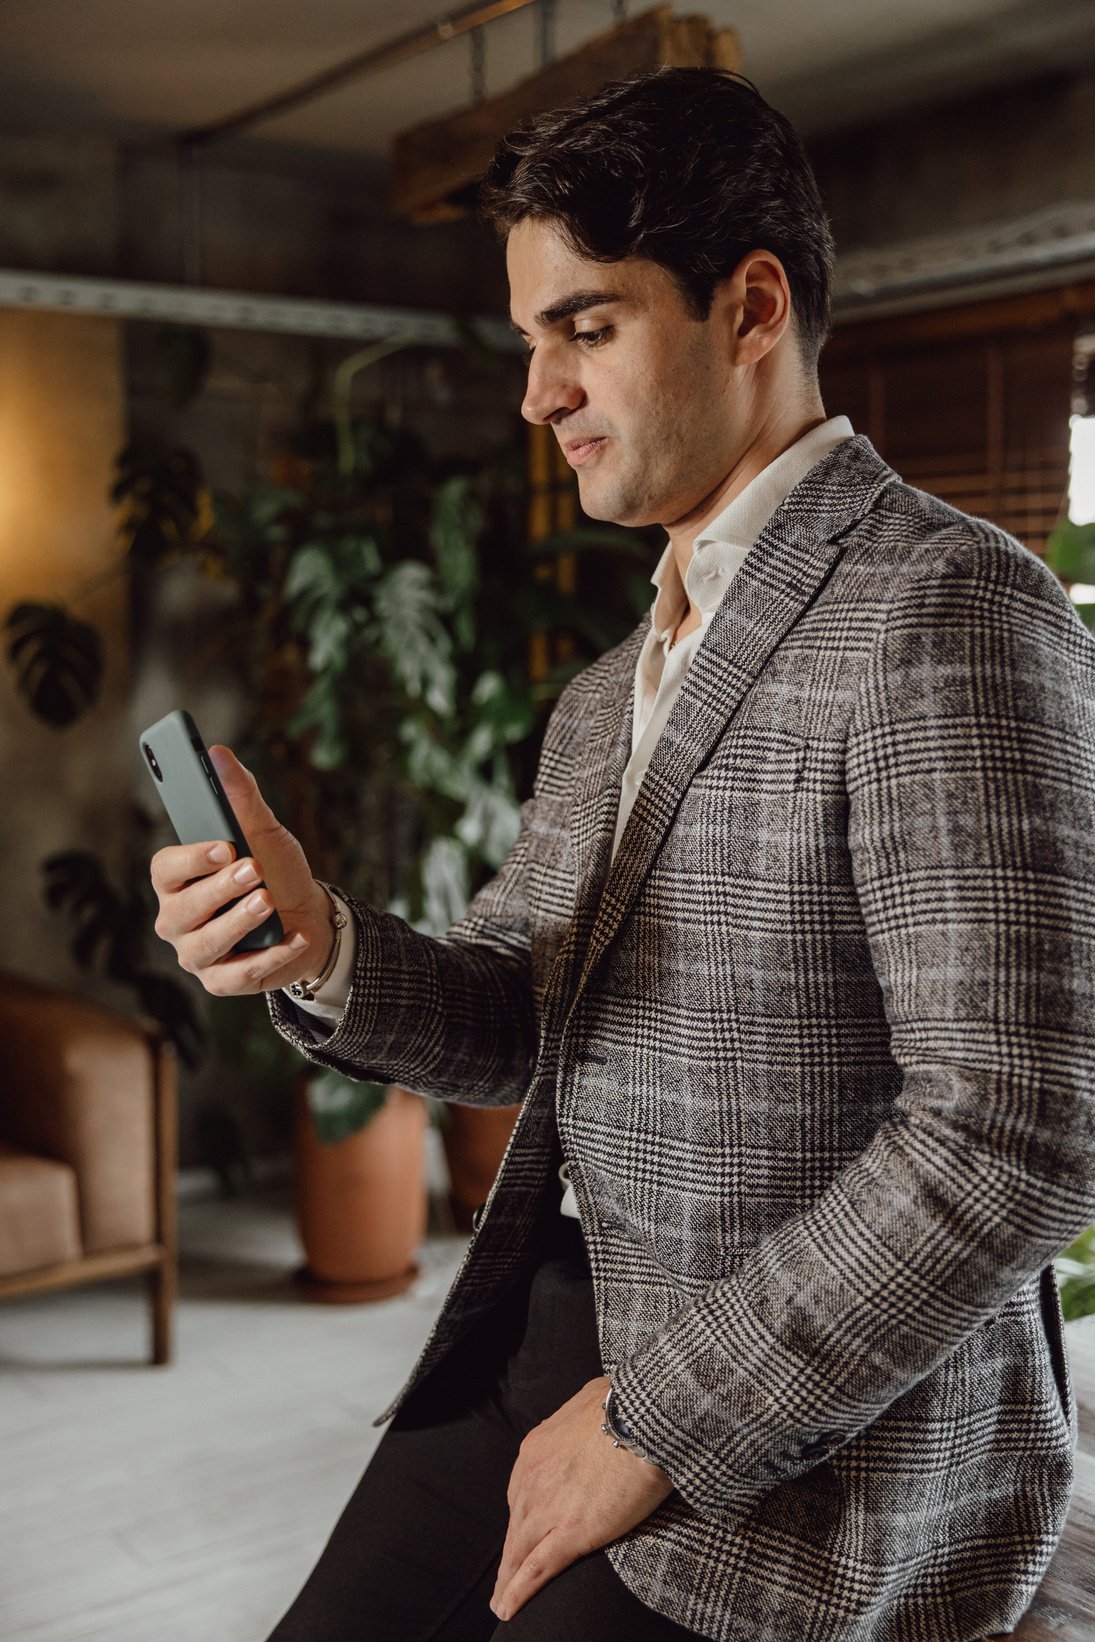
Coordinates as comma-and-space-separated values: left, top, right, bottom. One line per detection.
1, 1176, 1093, 1642
0, 1171, 468, 1642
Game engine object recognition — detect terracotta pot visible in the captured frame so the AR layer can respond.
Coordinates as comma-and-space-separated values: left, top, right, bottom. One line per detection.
293, 1081, 427, 1302
440, 1103, 521, 1231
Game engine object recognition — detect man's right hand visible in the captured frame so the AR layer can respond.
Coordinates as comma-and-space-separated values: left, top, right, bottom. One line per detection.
149, 744, 335, 997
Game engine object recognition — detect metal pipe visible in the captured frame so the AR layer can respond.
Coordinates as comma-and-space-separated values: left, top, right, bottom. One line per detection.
0, 267, 522, 350
178, 0, 538, 151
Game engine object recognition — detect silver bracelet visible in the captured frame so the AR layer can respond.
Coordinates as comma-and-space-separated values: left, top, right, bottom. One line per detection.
286, 882, 347, 1003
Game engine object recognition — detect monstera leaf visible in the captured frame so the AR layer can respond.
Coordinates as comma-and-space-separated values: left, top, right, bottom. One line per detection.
42, 849, 206, 1068
111, 442, 207, 566
5, 601, 103, 726
305, 1068, 389, 1142
43, 851, 144, 980
375, 561, 456, 715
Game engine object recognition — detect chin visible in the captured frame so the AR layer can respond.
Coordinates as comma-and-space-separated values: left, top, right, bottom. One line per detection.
577, 480, 653, 529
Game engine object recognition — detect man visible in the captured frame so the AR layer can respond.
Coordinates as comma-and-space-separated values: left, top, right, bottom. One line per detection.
150, 68, 1095, 1642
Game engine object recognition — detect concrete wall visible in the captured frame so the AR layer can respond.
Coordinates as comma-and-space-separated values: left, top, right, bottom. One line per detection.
0, 310, 129, 998
810, 68, 1095, 256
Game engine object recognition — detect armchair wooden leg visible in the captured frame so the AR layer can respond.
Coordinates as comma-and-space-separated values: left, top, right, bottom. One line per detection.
148, 1258, 175, 1365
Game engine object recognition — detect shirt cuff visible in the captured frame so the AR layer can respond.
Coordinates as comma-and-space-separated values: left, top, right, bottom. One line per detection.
281, 890, 357, 1023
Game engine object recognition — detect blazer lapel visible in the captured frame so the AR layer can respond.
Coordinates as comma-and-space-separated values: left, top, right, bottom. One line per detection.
564, 434, 899, 1019
537, 618, 647, 1040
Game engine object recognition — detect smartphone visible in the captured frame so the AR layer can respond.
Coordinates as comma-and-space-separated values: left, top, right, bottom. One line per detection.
138, 709, 285, 953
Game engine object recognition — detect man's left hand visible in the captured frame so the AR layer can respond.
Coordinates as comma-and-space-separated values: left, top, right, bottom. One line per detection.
490, 1373, 675, 1623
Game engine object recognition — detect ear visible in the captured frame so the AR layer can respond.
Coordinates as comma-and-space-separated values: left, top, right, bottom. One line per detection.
723, 250, 793, 365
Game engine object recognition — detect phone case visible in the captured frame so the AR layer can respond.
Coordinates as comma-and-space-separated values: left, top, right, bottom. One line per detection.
138, 709, 285, 953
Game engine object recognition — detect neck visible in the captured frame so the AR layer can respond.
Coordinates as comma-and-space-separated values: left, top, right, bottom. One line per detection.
663, 397, 827, 576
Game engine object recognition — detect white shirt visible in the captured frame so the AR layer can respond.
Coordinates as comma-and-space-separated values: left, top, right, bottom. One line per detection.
288, 417, 856, 1221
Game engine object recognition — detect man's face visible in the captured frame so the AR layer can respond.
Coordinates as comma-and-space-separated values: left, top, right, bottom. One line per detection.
507, 217, 745, 530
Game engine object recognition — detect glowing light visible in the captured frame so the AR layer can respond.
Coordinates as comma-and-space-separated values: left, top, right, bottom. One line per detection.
1069, 415, 1095, 528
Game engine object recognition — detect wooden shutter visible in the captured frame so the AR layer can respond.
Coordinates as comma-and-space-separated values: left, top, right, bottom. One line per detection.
821, 282, 1095, 559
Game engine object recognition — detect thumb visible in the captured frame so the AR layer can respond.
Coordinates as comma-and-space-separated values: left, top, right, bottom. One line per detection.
208, 745, 273, 834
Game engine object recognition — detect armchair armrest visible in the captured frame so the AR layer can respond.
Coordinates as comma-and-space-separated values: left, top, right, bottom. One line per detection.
0, 972, 176, 1256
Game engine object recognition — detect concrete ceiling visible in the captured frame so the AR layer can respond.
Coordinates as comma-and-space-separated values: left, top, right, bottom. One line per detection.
3, 0, 1095, 171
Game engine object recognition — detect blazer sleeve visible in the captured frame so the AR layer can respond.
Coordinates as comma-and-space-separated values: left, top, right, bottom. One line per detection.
610, 524, 1095, 1520
264, 791, 540, 1106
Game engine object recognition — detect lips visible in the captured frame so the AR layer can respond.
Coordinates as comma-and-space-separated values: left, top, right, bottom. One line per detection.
564, 436, 607, 467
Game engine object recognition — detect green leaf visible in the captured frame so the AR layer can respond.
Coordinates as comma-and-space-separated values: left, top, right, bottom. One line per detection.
1056, 1222, 1095, 1321
42, 851, 141, 980
286, 675, 348, 770
430, 474, 483, 646
455, 783, 520, 866
305, 1070, 389, 1142
1045, 517, 1095, 582
420, 835, 471, 934
399, 718, 471, 801
5, 602, 103, 726
151, 325, 213, 412
285, 544, 342, 615
375, 562, 456, 715
112, 442, 206, 566
469, 670, 535, 746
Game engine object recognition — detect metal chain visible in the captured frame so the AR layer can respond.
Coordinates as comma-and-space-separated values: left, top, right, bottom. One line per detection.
470, 26, 487, 104
538, 0, 556, 68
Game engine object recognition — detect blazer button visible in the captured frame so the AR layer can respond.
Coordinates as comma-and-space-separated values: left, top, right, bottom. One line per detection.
471, 1202, 487, 1233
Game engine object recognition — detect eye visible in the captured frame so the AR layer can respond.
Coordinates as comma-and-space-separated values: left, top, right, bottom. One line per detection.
574, 326, 611, 348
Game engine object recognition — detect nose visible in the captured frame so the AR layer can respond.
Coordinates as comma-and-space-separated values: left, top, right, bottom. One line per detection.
521, 343, 586, 426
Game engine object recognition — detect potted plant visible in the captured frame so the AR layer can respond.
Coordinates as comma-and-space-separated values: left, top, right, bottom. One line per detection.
2, 337, 655, 1293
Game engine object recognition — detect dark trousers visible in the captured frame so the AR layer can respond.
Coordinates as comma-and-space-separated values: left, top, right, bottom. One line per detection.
266, 1211, 701, 1640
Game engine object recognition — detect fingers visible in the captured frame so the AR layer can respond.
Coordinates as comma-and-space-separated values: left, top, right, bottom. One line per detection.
151, 839, 237, 896
200, 931, 312, 997
153, 852, 268, 941
172, 881, 281, 973
491, 1527, 572, 1624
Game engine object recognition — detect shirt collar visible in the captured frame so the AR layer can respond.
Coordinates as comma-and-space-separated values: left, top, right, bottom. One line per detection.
649, 415, 855, 643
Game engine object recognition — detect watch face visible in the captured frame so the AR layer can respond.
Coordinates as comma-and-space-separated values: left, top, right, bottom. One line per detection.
606, 1388, 629, 1441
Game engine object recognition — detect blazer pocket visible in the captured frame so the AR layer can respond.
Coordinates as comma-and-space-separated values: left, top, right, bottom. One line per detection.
685, 729, 809, 879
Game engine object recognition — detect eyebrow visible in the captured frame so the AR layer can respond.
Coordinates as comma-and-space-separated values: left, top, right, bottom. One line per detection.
509, 290, 627, 337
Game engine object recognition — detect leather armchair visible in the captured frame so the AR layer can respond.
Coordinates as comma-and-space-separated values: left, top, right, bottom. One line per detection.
0, 971, 177, 1363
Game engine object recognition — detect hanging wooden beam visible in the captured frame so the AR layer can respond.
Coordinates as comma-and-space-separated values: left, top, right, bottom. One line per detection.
391, 5, 741, 223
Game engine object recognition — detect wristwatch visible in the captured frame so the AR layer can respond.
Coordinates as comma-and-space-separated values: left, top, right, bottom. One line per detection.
601, 1383, 660, 1467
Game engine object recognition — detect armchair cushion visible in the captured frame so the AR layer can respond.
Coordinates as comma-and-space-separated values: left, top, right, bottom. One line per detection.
0, 1143, 81, 1276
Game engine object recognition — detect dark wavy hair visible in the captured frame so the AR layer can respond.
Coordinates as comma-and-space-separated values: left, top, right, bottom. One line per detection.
477, 66, 835, 369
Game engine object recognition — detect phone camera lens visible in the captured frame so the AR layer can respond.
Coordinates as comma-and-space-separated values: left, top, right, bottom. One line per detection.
143, 743, 164, 783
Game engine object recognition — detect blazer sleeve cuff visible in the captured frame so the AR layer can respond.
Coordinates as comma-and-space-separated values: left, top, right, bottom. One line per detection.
265, 887, 385, 1079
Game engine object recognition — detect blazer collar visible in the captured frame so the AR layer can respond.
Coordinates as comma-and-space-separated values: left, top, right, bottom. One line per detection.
557, 433, 899, 1025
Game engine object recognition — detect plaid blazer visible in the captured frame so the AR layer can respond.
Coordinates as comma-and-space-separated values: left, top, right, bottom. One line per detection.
269, 434, 1095, 1642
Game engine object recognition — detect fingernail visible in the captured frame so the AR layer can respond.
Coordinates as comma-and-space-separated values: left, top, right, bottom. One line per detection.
233, 861, 259, 885
208, 843, 231, 864
288, 932, 307, 950
246, 891, 269, 914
